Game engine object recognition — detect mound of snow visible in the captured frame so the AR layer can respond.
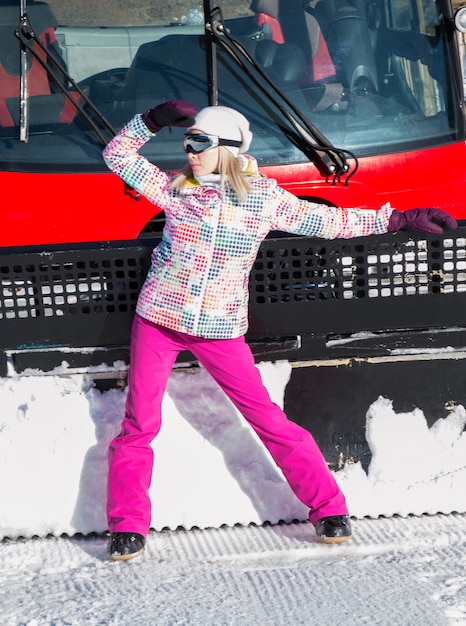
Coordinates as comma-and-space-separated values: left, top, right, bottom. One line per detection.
0, 363, 465, 538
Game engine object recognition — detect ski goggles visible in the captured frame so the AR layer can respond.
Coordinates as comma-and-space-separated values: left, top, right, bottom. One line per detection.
183, 133, 242, 154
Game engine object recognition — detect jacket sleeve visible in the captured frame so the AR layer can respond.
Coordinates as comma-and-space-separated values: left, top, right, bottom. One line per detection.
269, 183, 394, 239
102, 114, 172, 210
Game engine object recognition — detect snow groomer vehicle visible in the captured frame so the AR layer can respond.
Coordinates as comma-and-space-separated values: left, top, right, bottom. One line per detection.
2, 0, 466, 469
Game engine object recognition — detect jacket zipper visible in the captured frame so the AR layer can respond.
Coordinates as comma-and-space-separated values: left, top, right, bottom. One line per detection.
191, 201, 221, 335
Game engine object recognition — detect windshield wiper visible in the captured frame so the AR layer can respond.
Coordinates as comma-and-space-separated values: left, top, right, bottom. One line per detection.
203, 2, 358, 183
18, 0, 29, 142
15, 8, 116, 146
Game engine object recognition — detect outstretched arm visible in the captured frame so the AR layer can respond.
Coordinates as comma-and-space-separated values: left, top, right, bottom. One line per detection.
271, 184, 457, 239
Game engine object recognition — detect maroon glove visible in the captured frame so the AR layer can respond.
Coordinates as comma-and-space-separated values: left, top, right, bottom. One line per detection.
388, 208, 458, 234
141, 100, 198, 133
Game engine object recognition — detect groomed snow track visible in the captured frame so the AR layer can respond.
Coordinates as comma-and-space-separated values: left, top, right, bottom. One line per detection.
2, 514, 466, 625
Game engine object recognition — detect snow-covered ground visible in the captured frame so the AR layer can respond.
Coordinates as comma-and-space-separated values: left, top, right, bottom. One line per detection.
1, 360, 466, 624
2, 514, 466, 625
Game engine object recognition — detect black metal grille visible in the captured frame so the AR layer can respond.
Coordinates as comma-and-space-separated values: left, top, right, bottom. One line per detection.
1, 230, 466, 354
251, 234, 466, 304
0, 243, 152, 357
1, 254, 148, 321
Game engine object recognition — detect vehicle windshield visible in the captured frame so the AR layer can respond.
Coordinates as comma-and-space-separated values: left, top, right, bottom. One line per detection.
0, 0, 462, 172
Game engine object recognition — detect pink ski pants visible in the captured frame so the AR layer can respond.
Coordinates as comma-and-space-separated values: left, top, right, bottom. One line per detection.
107, 315, 348, 535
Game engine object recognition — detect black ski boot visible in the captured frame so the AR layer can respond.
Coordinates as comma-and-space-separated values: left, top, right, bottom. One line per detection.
315, 515, 352, 544
107, 532, 146, 561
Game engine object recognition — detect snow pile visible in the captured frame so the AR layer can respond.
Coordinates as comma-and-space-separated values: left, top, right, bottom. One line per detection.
0, 361, 465, 539
340, 397, 466, 518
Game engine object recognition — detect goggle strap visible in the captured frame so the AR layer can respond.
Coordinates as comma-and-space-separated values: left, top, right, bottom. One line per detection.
218, 138, 242, 148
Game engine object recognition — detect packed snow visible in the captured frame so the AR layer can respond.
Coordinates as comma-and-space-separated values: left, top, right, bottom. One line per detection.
0, 513, 466, 625
1, 360, 466, 625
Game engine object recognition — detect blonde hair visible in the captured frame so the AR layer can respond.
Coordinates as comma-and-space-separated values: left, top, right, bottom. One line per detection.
171, 147, 253, 202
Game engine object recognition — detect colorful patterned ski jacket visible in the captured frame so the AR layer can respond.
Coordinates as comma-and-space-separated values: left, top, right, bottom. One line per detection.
103, 114, 394, 339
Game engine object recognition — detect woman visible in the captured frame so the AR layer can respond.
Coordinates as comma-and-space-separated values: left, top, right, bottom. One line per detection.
102, 100, 456, 560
